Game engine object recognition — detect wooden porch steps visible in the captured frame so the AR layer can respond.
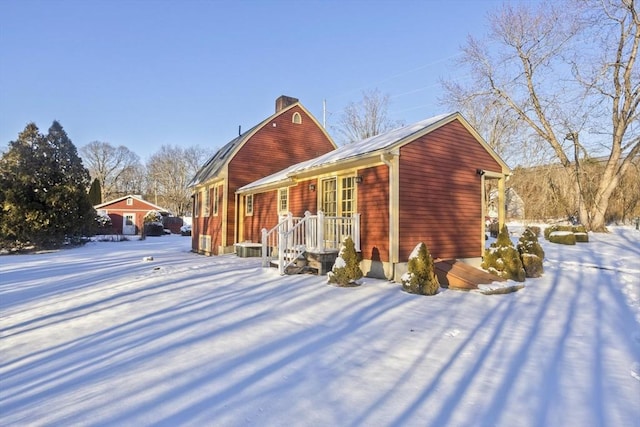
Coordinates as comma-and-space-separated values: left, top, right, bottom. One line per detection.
434, 259, 504, 290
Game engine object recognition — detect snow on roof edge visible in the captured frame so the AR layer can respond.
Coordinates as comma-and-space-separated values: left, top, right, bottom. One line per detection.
238, 112, 456, 193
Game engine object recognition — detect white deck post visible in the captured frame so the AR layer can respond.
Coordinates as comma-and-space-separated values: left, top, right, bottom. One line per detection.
303, 211, 312, 250
261, 228, 268, 267
353, 213, 361, 252
278, 226, 286, 275
317, 210, 325, 252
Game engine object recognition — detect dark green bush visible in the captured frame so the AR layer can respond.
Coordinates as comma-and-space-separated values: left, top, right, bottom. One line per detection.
401, 242, 439, 296
144, 222, 164, 236
328, 236, 362, 287
482, 224, 525, 282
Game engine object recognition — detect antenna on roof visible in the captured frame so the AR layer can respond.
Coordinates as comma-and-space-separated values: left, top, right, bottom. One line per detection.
323, 99, 326, 128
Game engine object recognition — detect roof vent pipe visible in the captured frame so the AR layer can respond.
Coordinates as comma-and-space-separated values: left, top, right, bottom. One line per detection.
238, 125, 241, 136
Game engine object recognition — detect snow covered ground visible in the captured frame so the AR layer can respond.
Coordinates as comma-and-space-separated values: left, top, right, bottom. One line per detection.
1, 227, 639, 427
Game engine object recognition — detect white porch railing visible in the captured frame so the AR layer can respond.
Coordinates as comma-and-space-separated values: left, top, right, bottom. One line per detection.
261, 211, 361, 274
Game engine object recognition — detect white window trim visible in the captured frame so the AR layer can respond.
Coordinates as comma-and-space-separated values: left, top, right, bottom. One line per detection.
126, 197, 133, 206
213, 185, 219, 216
278, 187, 289, 214
202, 187, 210, 217
245, 194, 254, 216
292, 112, 302, 124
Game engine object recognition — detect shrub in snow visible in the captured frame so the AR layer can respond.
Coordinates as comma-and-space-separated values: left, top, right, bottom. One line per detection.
327, 236, 362, 287
517, 227, 544, 278
528, 226, 541, 238
574, 232, 589, 242
544, 225, 588, 244
401, 242, 439, 296
144, 210, 163, 224
481, 224, 525, 282
95, 212, 112, 229
548, 231, 576, 245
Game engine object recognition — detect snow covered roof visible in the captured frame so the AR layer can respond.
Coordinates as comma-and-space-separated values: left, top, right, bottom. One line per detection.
238, 112, 458, 192
94, 194, 170, 212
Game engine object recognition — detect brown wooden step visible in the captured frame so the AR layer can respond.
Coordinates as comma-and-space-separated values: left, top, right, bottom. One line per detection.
434, 259, 504, 290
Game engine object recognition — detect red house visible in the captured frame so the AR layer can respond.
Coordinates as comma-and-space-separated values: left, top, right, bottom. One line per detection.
94, 195, 170, 235
188, 96, 337, 255
236, 112, 511, 281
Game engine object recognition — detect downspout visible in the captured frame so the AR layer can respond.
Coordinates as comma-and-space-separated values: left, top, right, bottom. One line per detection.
381, 151, 399, 280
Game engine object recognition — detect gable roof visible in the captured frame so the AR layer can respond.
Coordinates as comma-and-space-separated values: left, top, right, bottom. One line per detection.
187, 124, 258, 188
94, 194, 170, 212
188, 101, 335, 188
238, 112, 510, 193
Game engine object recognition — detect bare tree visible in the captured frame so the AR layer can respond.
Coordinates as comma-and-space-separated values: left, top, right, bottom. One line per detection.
444, 0, 639, 231
336, 89, 405, 144
80, 141, 142, 201
146, 145, 212, 216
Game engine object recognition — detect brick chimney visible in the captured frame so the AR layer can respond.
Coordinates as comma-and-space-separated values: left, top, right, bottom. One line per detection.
275, 95, 299, 113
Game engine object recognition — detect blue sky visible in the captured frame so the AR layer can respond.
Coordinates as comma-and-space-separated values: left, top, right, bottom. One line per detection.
1, 0, 524, 160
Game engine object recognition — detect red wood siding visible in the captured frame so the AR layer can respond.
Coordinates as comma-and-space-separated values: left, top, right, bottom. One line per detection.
398, 119, 502, 261
192, 186, 223, 254
227, 106, 334, 246
358, 165, 390, 262
243, 191, 278, 243
241, 179, 318, 242
289, 179, 318, 216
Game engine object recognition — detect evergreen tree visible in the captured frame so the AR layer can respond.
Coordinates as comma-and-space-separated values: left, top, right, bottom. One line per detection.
517, 227, 545, 278
328, 236, 363, 286
88, 178, 102, 206
401, 242, 440, 296
0, 121, 95, 248
481, 224, 526, 282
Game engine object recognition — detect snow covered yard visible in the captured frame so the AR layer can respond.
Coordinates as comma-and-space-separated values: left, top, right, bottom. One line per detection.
1, 230, 639, 427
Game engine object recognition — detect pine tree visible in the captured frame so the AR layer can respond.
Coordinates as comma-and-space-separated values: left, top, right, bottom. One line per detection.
88, 178, 102, 206
328, 236, 363, 286
401, 242, 440, 295
0, 121, 95, 248
517, 227, 545, 278
481, 224, 526, 282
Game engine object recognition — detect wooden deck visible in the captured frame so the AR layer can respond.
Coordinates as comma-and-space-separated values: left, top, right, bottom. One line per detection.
434, 259, 504, 290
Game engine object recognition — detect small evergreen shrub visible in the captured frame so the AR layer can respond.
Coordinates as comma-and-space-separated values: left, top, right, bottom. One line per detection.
574, 232, 589, 242
517, 228, 544, 278
143, 210, 164, 237
528, 226, 541, 237
401, 242, 440, 296
95, 212, 112, 231
548, 232, 576, 245
544, 225, 587, 240
481, 224, 525, 282
327, 236, 363, 287
144, 210, 163, 224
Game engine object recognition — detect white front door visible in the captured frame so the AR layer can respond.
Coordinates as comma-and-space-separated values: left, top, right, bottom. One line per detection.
123, 213, 136, 235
